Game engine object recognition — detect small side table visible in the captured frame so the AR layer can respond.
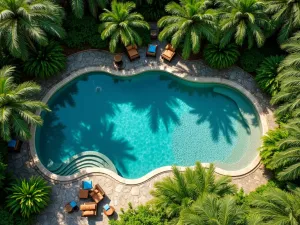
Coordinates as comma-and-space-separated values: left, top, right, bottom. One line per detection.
103, 206, 115, 216
64, 204, 73, 213
79, 189, 89, 199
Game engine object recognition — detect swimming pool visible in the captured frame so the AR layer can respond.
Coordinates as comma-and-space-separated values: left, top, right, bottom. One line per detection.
35, 71, 262, 179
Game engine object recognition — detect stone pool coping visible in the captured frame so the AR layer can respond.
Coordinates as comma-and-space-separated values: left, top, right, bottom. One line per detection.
29, 65, 268, 184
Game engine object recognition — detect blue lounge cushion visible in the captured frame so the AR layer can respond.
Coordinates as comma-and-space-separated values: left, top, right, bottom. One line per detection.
82, 180, 92, 190
8, 140, 17, 148
70, 201, 77, 208
103, 204, 110, 211
148, 45, 156, 53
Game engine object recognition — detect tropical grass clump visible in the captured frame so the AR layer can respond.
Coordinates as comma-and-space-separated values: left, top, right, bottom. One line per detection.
255, 55, 285, 96
0, 66, 50, 141
24, 41, 66, 79
99, 1, 149, 52
150, 162, 237, 223
6, 176, 51, 218
203, 43, 240, 69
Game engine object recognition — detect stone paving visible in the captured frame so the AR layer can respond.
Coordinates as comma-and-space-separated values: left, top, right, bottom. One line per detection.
8, 41, 276, 225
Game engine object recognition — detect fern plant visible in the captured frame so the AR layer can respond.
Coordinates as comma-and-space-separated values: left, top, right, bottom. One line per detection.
255, 55, 285, 96
203, 43, 240, 69
24, 41, 66, 79
6, 176, 51, 218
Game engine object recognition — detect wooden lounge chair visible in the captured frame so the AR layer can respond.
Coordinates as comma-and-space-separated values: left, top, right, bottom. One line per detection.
126, 44, 140, 61
161, 44, 176, 62
89, 184, 105, 203
8, 139, 22, 152
80, 202, 97, 217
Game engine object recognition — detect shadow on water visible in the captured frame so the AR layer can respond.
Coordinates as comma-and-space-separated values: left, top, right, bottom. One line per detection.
160, 74, 257, 144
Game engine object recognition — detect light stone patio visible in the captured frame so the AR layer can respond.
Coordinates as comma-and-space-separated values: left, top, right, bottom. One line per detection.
8, 41, 276, 225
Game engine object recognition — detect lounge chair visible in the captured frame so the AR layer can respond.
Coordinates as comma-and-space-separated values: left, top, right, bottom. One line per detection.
8, 139, 22, 152
80, 202, 97, 217
89, 184, 105, 203
161, 44, 176, 62
146, 44, 158, 57
126, 44, 140, 61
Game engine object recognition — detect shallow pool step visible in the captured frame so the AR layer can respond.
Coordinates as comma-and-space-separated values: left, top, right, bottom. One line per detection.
47, 151, 117, 176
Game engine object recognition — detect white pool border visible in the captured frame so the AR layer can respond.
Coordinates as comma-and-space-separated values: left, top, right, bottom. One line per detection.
29, 66, 268, 184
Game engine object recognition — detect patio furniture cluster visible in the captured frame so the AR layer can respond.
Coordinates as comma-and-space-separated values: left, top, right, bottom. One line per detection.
65, 180, 115, 218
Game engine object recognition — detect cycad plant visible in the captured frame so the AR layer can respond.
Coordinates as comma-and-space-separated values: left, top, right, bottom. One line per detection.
24, 41, 66, 79
203, 43, 240, 69
0, 0, 65, 59
263, 0, 300, 43
255, 55, 285, 96
218, 0, 270, 48
99, 1, 149, 52
181, 194, 245, 225
249, 187, 300, 224
271, 32, 300, 119
150, 162, 237, 223
6, 176, 51, 218
158, 0, 216, 59
269, 119, 300, 181
0, 66, 50, 141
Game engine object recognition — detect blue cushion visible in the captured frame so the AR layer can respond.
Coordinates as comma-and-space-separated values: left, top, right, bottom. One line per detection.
148, 45, 156, 53
70, 201, 77, 208
103, 204, 110, 211
8, 140, 16, 148
82, 180, 92, 190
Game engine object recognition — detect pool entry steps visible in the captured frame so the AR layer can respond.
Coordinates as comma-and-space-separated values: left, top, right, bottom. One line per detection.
47, 151, 117, 176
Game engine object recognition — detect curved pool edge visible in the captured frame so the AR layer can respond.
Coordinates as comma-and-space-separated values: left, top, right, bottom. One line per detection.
29, 66, 269, 184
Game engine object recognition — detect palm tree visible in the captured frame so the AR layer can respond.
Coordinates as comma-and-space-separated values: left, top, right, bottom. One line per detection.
0, 66, 50, 141
150, 162, 237, 224
217, 0, 270, 48
269, 119, 300, 181
158, 0, 216, 59
263, 0, 300, 43
99, 1, 149, 53
181, 194, 245, 225
69, 0, 107, 18
0, 0, 65, 60
249, 187, 300, 224
271, 32, 300, 119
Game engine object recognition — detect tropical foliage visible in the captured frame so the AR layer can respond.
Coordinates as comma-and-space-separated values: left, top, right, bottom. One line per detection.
69, 0, 107, 18
240, 48, 265, 73
99, 1, 149, 52
218, 0, 270, 48
158, 0, 216, 59
272, 32, 300, 119
249, 187, 300, 224
24, 41, 66, 79
109, 203, 166, 225
264, 0, 300, 43
181, 194, 245, 225
6, 176, 51, 218
203, 43, 240, 69
150, 162, 237, 223
0, 0, 65, 59
0, 66, 50, 141
255, 55, 285, 96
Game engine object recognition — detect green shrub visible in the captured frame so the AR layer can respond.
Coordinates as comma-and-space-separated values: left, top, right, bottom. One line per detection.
240, 48, 265, 73
24, 41, 66, 79
255, 55, 285, 96
6, 176, 51, 218
203, 43, 240, 69
63, 14, 108, 49
109, 203, 166, 225
0, 154, 7, 189
0, 208, 13, 225
259, 128, 288, 169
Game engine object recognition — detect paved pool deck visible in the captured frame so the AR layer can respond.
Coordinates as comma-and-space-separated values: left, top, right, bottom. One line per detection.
8, 42, 276, 225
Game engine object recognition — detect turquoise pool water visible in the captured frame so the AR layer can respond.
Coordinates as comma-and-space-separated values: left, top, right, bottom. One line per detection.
35, 71, 262, 178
